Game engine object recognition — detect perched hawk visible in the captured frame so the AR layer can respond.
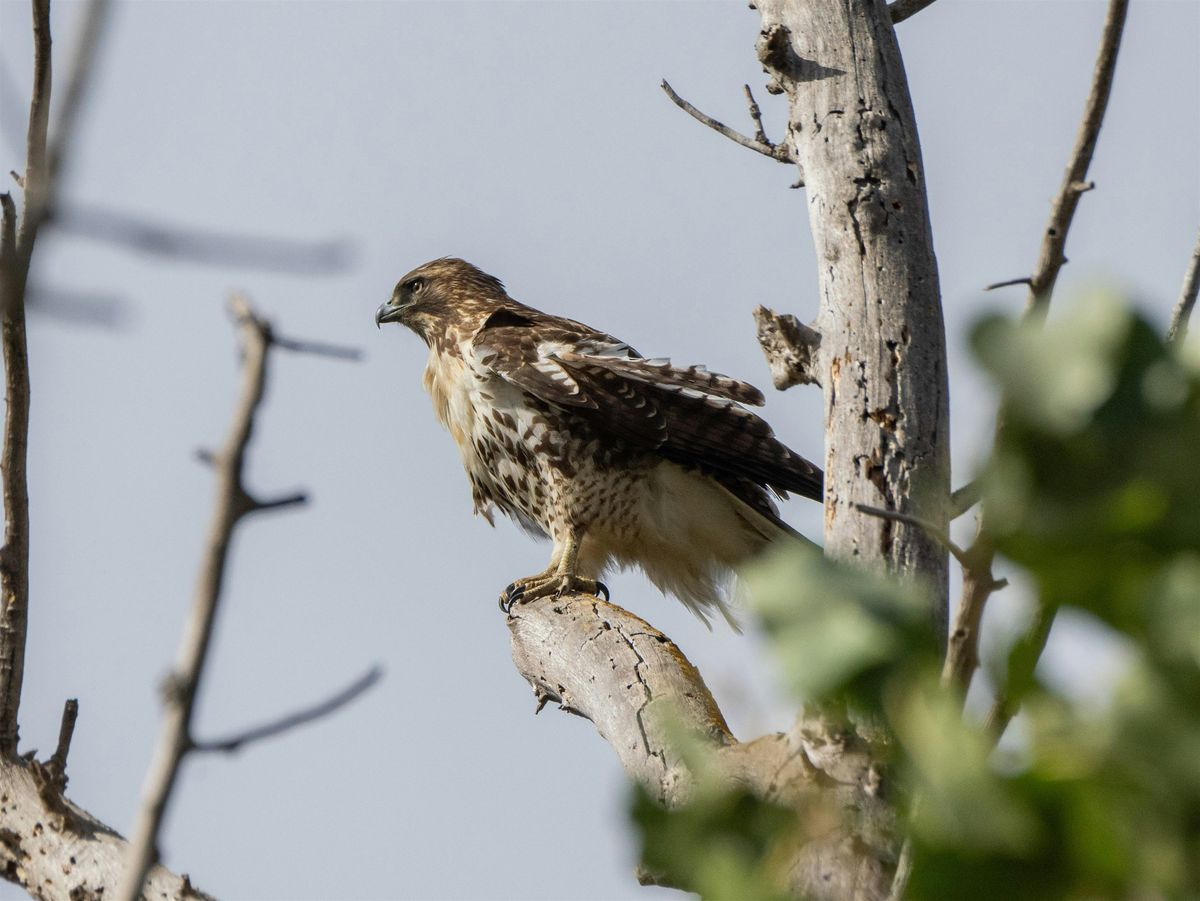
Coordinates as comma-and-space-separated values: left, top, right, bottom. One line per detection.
376, 258, 821, 626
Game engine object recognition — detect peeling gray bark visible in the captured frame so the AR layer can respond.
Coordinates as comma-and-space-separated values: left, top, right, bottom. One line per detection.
0, 760, 208, 900
508, 594, 895, 900
755, 0, 951, 635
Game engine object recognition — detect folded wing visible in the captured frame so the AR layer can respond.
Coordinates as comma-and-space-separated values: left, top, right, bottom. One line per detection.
472, 310, 823, 503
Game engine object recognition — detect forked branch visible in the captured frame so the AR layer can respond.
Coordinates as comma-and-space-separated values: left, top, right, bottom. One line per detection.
661, 80, 795, 164
118, 297, 372, 901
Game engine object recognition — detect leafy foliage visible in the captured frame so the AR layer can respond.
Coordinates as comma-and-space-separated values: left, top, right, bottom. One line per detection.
632, 784, 797, 901
629, 297, 1200, 899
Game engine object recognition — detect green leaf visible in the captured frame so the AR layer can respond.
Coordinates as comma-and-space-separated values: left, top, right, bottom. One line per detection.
973, 298, 1200, 626
631, 784, 796, 901
741, 542, 938, 710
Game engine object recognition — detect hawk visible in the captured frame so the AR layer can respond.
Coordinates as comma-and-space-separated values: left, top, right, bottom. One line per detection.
376, 258, 822, 626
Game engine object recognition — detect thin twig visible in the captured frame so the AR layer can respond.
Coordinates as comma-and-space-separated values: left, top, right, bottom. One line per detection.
941, 532, 1000, 695
1167, 227, 1200, 345
743, 84, 769, 146
949, 481, 981, 519
888, 0, 938, 24
47, 697, 78, 780
984, 276, 1033, 292
190, 666, 382, 754
661, 80, 793, 163
958, 0, 1129, 738
118, 296, 276, 900
854, 504, 971, 569
1022, 0, 1128, 319
242, 490, 308, 514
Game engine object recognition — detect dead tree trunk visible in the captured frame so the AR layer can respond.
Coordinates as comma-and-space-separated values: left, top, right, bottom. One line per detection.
508, 2, 950, 898
755, 0, 950, 627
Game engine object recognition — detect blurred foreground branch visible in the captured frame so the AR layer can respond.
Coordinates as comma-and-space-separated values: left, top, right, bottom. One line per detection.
54, 203, 353, 274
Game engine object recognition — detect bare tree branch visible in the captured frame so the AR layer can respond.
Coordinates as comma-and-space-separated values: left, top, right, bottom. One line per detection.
118, 296, 372, 900
742, 83, 770, 145
888, 0, 938, 25
0, 758, 212, 899
54, 203, 354, 274
1, 0, 110, 755
941, 535, 1002, 697
117, 297, 278, 899
190, 666, 382, 754
1167, 227, 1200, 345
507, 593, 896, 900
11, 0, 111, 289
0, 0, 50, 757
957, 0, 1129, 733
984, 276, 1033, 292
661, 80, 794, 163
949, 480, 981, 519
241, 489, 308, 514
47, 697, 79, 782
1022, 0, 1128, 320
854, 503, 972, 571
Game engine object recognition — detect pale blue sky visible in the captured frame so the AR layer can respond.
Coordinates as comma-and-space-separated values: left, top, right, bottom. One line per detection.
0, 1, 1197, 899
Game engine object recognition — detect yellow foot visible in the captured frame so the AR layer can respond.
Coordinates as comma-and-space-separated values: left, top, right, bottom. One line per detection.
499, 575, 610, 612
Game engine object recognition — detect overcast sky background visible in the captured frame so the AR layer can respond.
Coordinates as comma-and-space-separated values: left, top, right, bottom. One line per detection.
0, 1, 1197, 899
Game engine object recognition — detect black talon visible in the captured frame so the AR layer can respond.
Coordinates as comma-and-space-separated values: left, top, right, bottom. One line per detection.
596, 581, 610, 602
500, 581, 524, 613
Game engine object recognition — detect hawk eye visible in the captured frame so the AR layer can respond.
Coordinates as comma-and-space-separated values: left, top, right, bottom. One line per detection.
407, 278, 425, 295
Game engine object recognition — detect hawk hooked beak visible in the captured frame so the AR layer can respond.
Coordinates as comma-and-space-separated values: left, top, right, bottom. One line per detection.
375, 300, 406, 328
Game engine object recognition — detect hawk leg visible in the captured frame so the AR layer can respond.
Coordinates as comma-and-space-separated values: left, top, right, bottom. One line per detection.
499, 534, 609, 611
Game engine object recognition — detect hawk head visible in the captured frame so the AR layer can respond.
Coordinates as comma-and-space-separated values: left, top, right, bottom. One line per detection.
376, 257, 507, 342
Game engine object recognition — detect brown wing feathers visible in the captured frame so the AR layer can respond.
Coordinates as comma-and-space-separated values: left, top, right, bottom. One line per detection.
555, 354, 822, 501
476, 317, 823, 502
